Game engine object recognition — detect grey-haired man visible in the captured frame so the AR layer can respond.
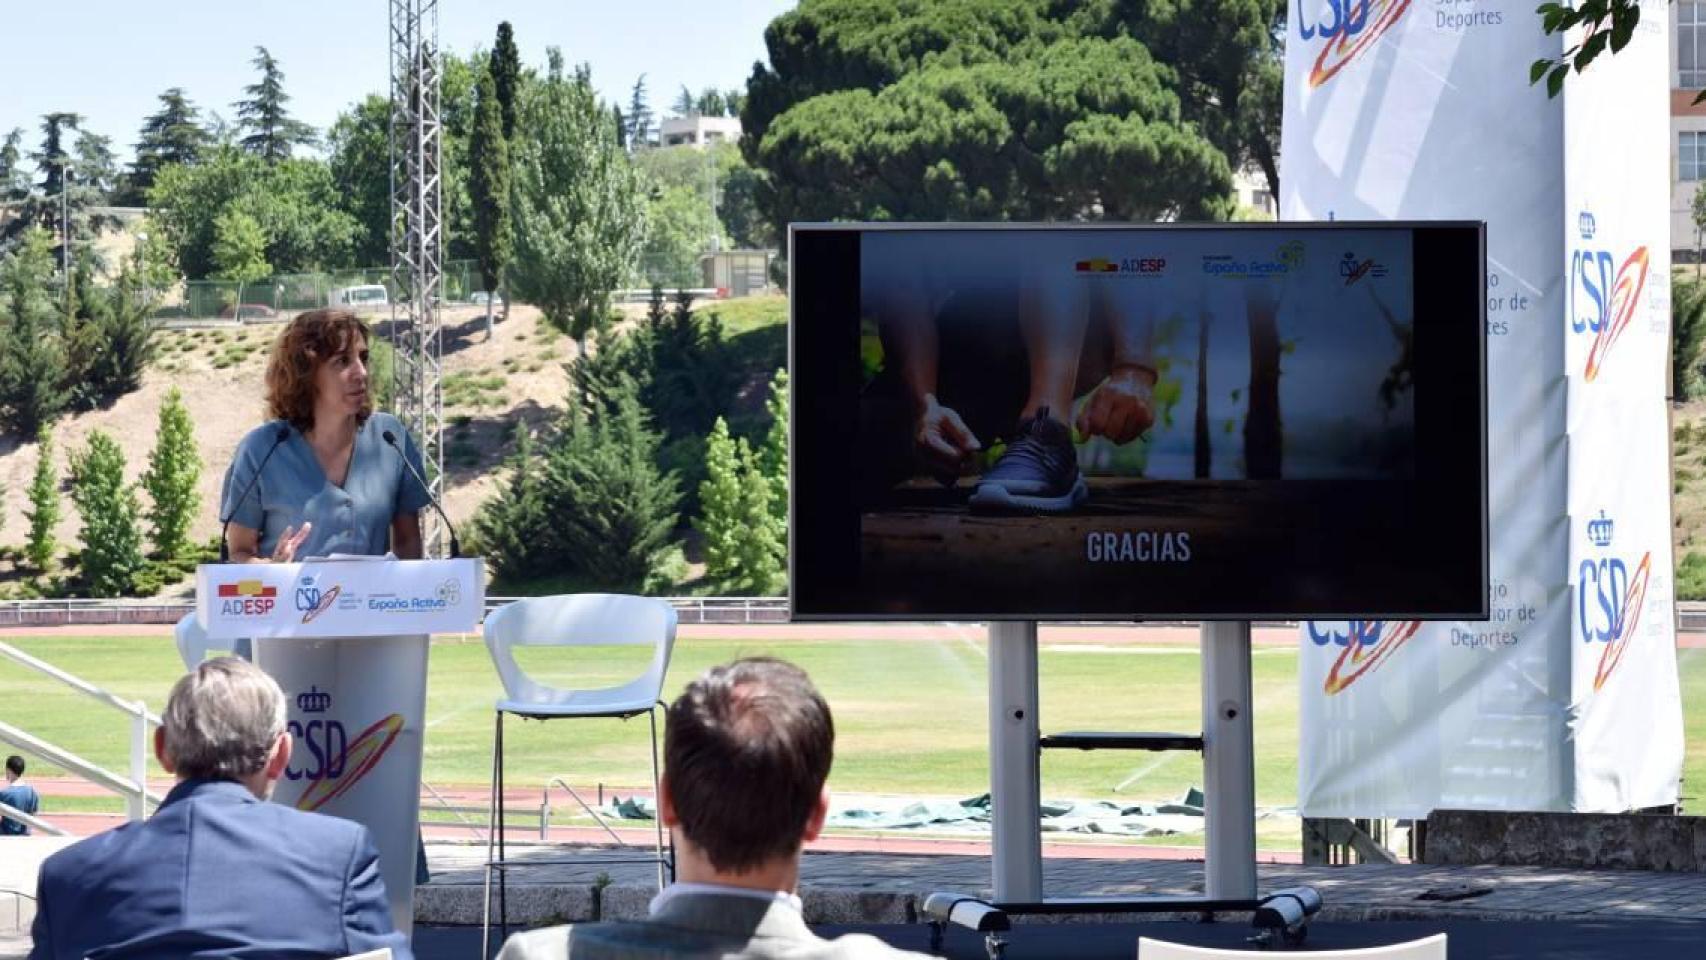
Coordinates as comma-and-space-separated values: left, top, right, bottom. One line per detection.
30, 657, 410, 960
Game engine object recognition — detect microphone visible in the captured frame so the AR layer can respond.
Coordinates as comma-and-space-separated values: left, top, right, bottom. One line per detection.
383, 429, 461, 559
219, 425, 291, 562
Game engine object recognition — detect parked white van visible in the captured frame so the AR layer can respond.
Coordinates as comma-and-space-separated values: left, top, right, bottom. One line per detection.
334, 284, 390, 310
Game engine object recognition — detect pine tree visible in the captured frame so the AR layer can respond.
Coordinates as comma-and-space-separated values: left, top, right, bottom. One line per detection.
759, 367, 789, 536
235, 46, 318, 162
627, 75, 653, 149
0, 227, 68, 436
542, 380, 680, 592
141, 387, 201, 560
491, 22, 522, 141
0, 129, 28, 204
695, 417, 783, 594
695, 417, 744, 588
123, 88, 210, 204
25, 427, 59, 571
69, 431, 144, 598
674, 85, 696, 117
470, 64, 512, 340
469, 423, 550, 584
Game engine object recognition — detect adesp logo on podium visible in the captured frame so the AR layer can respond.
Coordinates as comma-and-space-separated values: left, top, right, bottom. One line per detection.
285, 684, 405, 813
215, 580, 276, 617
1577, 511, 1653, 691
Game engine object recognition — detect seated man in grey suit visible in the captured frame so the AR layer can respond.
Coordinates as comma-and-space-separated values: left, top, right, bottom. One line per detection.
499, 657, 931, 960
30, 657, 410, 960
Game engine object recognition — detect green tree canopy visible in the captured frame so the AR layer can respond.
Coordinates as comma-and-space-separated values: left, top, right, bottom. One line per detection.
235, 46, 318, 162
742, 0, 1282, 231
507, 51, 648, 342
211, 209, 270, 284
148, 146, 358, 278
25, 427, 60, 571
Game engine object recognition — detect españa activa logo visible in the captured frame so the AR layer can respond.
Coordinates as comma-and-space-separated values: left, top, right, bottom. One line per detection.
1296, 0, 1414, 88
1307, 620, 1422, 694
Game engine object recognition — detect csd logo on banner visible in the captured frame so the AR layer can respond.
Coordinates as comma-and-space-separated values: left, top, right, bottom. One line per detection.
1307, 620, 1422, 694
1569, 210, 1649, 382
1577, 511, 1652, 691
1296, 0, 1414, 88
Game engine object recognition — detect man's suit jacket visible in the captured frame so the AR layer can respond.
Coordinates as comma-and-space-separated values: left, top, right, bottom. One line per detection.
495, 889, 933, 960
30, 778, 411, 960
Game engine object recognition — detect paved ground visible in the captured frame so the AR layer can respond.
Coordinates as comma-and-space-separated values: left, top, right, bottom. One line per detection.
412, 918, 1706, 960
7, 838, 1706, 958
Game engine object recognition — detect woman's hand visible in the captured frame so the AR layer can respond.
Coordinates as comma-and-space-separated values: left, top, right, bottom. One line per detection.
267, 523, 313, 563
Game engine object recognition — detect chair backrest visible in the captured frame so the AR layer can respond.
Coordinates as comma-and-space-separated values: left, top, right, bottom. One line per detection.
337, 950, 393, 960
483, 594, 678, 711
1139, 934, 1446, 960
174, 613, 214, 670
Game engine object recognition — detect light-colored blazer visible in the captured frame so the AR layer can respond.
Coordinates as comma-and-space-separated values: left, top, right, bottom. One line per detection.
496, 890, 933, 960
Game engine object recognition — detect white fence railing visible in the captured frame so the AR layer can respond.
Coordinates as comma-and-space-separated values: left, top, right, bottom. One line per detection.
0, 640, 162, 821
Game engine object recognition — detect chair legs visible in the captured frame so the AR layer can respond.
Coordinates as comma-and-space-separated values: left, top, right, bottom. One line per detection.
481, 704, 673, 955
649, 705, 667, 889
482, 709, 507, 958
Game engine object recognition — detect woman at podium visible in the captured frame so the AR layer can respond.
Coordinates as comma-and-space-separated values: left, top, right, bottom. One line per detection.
221, 308, 433, 565
217, 306, 437, 885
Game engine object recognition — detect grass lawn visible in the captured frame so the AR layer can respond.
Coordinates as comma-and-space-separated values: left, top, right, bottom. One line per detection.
3, 633, 1700, 850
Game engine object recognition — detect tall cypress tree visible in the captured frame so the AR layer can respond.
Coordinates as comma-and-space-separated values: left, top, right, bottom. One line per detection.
491, 22, 522, 140
235, 46, 317, 162
70, 431, 144, 598
25, 426, 60, 571
470, 64, 512, 338
626, 74, 652, 150
141, 387, 202, 560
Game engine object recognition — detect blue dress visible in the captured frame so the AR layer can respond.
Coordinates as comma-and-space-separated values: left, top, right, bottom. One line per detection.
220, 411, 432, 559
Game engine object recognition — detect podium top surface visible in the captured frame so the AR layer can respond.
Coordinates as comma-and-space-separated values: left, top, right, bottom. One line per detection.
196, 557, 485, 640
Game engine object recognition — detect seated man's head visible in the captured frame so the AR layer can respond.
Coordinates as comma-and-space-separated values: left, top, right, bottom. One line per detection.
156, 657, 292, 799
661, 658, 834, 883
5, 755, 22, 783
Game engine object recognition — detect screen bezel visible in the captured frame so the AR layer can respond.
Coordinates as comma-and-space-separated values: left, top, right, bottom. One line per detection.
788, 221, 1489, 623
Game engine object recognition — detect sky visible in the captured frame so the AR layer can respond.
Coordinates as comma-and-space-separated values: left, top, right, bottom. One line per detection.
0, 0, 797, 168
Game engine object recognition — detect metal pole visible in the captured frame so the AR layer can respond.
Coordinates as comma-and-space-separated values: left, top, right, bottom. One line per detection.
988, 620, 1041, 903
128, 704, 148, 822
1201, 621, 1257, 899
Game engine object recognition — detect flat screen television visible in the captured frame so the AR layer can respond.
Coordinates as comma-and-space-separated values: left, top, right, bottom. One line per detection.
789, 223, 1487, 622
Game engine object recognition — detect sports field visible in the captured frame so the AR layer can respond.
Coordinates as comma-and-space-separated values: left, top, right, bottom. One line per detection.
3, 632, 1702, 850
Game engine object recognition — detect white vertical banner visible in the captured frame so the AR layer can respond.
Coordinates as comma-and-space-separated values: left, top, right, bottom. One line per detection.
1284, 0, 1677, 817
1561, 5, 1682, 811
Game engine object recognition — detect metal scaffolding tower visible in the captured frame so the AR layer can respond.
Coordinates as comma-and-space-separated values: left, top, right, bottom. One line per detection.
388, 0, 447, 555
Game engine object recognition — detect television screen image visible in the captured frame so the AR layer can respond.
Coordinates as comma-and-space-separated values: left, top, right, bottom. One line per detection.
790, 224, 1487, 622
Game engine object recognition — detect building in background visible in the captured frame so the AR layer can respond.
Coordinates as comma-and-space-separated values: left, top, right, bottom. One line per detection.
659, 114, 741, 148
1675, 2, 1706, 258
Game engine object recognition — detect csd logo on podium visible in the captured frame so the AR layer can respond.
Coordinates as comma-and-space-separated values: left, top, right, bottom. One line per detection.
286, 686, 346, 782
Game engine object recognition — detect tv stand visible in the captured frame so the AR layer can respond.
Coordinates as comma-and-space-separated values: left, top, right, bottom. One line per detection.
923, 621, 1321, 958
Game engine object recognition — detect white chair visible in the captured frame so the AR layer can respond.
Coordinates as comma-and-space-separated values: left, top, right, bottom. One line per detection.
480, 593, 677, 955
174, 613, 249, 668
1139, 933, 1446, 960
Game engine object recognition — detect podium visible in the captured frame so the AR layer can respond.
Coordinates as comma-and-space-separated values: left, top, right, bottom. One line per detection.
194, 557, 484, 937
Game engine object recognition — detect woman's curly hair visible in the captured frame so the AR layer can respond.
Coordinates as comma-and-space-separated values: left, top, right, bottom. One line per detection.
264, 309, 374, 432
